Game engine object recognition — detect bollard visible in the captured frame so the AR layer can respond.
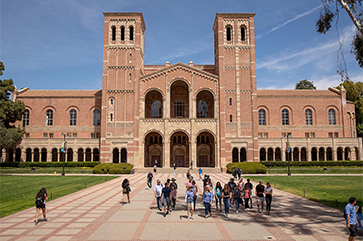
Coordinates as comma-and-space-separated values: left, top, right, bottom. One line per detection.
51, 192, 53, 200
335, 199, 339, 209
303, 189, 305, 198
54, 172, 56, 176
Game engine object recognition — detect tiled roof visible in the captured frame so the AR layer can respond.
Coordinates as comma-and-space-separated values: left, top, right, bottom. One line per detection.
257, 89, 340, 97
17, 89, 102, 98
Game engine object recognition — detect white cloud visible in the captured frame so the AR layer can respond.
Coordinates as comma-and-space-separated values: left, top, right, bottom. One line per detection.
256, 5, 321, 39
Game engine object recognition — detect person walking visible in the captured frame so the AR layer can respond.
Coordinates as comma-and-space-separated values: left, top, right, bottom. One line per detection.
154, 179, 164, 211
228, 178, 237, 207
147, 171, 153, 189
192, 180, 198, 211
233, 186, 242, 214
173, 163, 178, 176
170, 184, 177, 211
153, 164, 157, 175
214, 181, 223, 212
185, 185, 194, 220
256, 179, 265, 214
237, 168, 242, 180
264, 182, 273, 215
122, 178, 131, 204
345, 197, 359, 241
203, 186, 213, 218
34, 188, 48, 225
198, 167, 203, 180
170, 178, 178, 190
186, 169, 191, 179
243, 184, 250, 211
162, 182, 172, 217
245, 179, 253, 209
222, 184, 231, 218
190, 160, 193, 170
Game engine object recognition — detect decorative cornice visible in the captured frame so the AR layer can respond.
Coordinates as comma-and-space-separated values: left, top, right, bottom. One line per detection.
223, 46, 250, 50
225, 65, 251, 69
107, 66, 135, 70
240, 89, 251, 93
107, 89, 134, 94
108, 46, 135, 50
225, 90, 236, 93
109, 18, 136, 23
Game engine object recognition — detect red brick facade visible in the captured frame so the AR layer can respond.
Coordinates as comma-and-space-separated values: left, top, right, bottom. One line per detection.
5, 12, 362, 165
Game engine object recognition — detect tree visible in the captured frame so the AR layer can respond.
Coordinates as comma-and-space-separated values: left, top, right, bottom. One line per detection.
295, 79, 317, 89
316, 0, 363, 79
337, 81, 363, 137
0, 62, 25, 157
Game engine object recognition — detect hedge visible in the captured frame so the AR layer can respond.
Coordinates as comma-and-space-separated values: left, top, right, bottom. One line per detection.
0, 161, 101, 168
261, 161, 363, 167
93, 163, 134, 174
226, 162, 267, 174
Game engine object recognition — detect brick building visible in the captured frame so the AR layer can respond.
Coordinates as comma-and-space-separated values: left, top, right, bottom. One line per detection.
3, 12, 362, 167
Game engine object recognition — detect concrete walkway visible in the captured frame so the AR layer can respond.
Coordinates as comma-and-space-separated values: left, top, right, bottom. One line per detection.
0, 172, 361, 241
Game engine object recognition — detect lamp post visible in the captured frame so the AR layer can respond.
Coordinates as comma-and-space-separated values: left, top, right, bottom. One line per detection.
286, 135, 291, 176
61, 132, 67, 176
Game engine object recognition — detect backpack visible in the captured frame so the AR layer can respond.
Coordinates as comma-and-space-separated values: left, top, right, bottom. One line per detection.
35, 196, 43, 206
343, 208, 347, 221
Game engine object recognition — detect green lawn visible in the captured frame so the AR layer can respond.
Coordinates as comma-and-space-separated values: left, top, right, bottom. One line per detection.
267, 166, 363, 174
245, 176, 363, 211
0, 176, 117, 218
0, 167, 93, 174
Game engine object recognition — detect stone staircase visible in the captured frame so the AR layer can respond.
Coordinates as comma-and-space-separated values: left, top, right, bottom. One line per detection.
135, 167, 223, 174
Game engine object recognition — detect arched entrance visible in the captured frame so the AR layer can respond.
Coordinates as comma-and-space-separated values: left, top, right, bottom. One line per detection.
293, 148, 299, 161
34, 148, 40, 162
260, 148, 266, 161
232, 148, 238, 162
301, 148, 307, 161
41, 148, 47, 162
113, 148, 119, 163
267, 148, 273, 161
170, 81, 189, 118
15, 148, 21, 162
170, 131, 189, 167
240, 148, 247, 162
311, 147, 318, 161
275, 148, 281, 161
26, 148, 32, 162
196, 132, 215, 167
121, 148, 127, 163
145, 132, 163, 167
93, 148, 99, 162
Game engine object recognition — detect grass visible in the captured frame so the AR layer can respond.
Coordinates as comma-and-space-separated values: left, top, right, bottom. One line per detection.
267, 166, 363, 174
0, 175, 117, 218
245, 176, 363, 211
0, 167, 93, 174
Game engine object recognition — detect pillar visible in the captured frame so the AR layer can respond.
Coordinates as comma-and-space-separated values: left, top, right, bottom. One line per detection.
273, 150, 275, 161
324, 150, 327, 161
299, 150, 301, 162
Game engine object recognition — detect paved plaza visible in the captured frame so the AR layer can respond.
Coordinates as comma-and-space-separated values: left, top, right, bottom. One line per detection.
0, 172, 360, 241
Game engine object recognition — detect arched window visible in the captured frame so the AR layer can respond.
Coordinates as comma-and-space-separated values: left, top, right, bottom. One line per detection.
93, 109, 100, 126
175, 100, 185, 118
149, 136, 153, 144
151, 101, 162, 118
230, 114, 233, 122
46, 110, 53, 126
23, 109, 29, 126
282, 109, 289, 125
241, 26, 246, 41
197, 100, 208, 118
305, 109, 312, 125
110, 113, 113, 122
259, 109, 266, 125
110, 98, 114, 105
154, 136, 158, 144
70, 109, 77, 126
229, 98, 232, 106
129, 73, 132, 81
129, 53, 132, 62
120, 26, 125, 41
111, 26, 116, 41
129, 26, 134, 41
329, 109, 336, 125
226, 26, 232, 41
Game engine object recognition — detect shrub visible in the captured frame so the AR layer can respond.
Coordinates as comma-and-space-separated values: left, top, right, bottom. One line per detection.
226, 162, 267, 174
0, 161, 101, 168
93, 163, 134, 174
261, 161, 363, 167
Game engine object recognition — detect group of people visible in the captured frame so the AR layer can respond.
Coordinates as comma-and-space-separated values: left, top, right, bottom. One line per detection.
145, 169, 274, 219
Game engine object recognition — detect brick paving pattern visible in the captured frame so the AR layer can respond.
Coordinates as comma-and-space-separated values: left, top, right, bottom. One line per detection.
0, 172, 360, 241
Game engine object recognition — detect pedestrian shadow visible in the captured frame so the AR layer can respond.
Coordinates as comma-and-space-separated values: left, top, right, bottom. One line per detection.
179, 215, 189, 220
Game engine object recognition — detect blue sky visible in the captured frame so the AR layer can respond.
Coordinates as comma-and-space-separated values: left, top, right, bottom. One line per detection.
1, 0, 361, 90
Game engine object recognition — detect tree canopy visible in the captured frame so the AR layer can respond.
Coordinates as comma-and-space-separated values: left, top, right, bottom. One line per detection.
0, 62, 25, 152
316, 0, 363, 76
295, 79, 317, 89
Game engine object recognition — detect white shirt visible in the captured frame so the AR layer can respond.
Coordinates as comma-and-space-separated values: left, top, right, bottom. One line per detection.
264, 186, 273, 194
154, 184, 163, 197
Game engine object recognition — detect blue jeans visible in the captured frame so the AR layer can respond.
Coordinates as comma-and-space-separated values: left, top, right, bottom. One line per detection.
223, 198, 230, 214
204, 202, 211, 216
234, 198, 240, 212
156, 196, 161, 209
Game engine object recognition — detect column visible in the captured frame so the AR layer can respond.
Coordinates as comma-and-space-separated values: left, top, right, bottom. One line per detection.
324, 150, 327, 161
31, 152, 34, 162
273, 150, 275, 161
164, 140, 170, 168
333, 149, 337, 161
265, 151, 267, 162
238, 149, 240, 162
299, 150, 301, 162
73, 151, 77, 162
307, 149, 311, 161
351, 147, 356, 161
343, 150, 345, 161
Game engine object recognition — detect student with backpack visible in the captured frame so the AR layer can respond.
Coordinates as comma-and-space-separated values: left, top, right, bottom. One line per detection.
345, 197, 359, 241
214, 181, 223, 212
35, 188, 48, 225
170, 185, 177, 211
264, 182, 273, 215
243, 184, 250, 211
192, 180, 198, 211
147, 171, 153, 189
222, 184, 231, 218
121, 179, 131, 204
232, 186, 242, 214
245, 179, 253, 209
154, 179, 164, 211
161, 182, 172, 217
185, 185, 195, 220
